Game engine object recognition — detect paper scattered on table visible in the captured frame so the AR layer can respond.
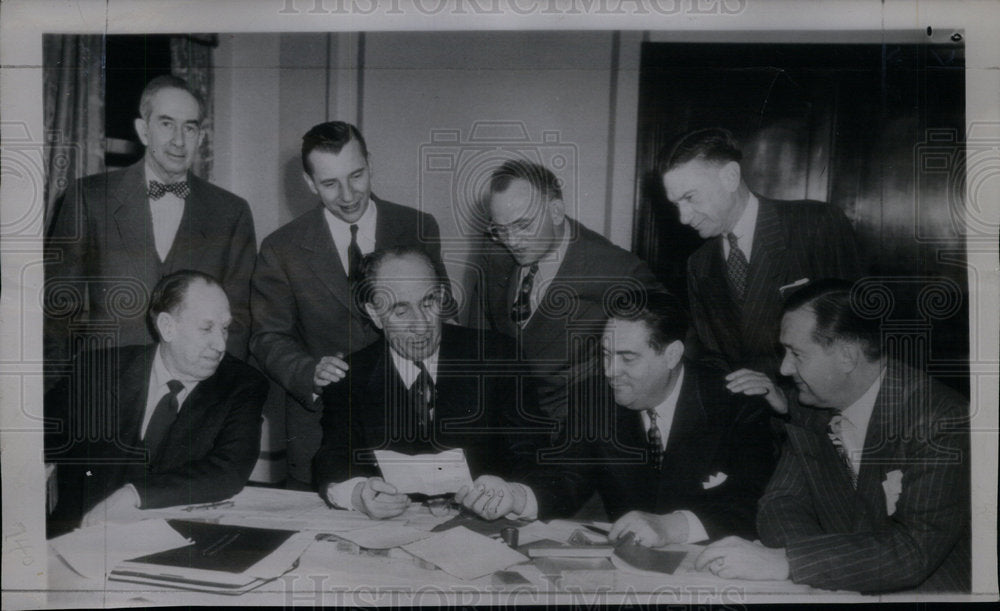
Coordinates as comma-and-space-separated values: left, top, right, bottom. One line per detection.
402, 526, 528, 580
335, 524, 435, 549
244, 531, 317, 579
375, 448, 473, 496
49, 519, 191, 580
518, 519, 611, 546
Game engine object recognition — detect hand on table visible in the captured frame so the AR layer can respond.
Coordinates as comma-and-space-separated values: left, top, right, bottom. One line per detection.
694, 536, 790, 581
353, 477, 410, 519
725, 369, 788, 414
455, 475, 523, 520
81, 486, 142, 527
609, 510, 688, 547
313, 353, 349, 393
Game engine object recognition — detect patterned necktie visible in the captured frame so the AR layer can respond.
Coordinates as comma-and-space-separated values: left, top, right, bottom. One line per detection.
646, 410, 664, 470
725, 232, 749, 301
411, 360, 435, 427
148, 180, 191, 200
348, 224, 364, 282
144, 379, 184, 462
828, 414, 858, 489
510, 263, 539, 324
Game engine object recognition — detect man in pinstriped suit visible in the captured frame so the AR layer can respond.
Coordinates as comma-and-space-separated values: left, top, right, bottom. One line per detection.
697, 280, 970, 593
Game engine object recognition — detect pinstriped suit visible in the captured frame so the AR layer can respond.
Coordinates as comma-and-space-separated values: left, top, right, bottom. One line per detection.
757, 361, 970, 593
686, 198, 862, 375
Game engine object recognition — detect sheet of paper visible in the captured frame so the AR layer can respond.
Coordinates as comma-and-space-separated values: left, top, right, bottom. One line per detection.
49, 519, 191, 580
334, 524, 435, 549
375, 448, 474, 496
401, 526, 528, 581
517, 519, 609, 545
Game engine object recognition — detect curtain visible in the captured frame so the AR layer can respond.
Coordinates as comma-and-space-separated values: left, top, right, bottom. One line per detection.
171, 35, 216, 181
43, 35, 106, 229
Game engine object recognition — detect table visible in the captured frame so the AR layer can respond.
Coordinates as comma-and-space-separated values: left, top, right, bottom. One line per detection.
45, 486, 854, 607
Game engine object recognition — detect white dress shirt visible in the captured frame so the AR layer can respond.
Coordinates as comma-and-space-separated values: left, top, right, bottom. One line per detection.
721, 193, 759, 262
326, 346, 441, 511
146, 165, 186, 262
835, 368, 886, 475
516, 222, 571, 327
324, 200, 377, 275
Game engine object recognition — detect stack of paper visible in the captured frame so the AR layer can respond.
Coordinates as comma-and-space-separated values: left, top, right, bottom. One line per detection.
402, 526, 528, 581
49, 520, 192, 580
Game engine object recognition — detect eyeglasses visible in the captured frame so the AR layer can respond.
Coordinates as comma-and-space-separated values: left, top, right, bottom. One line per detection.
487, 215, 539, 242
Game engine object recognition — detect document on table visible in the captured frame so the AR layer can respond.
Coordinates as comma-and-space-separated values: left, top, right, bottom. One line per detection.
375, 448, 474, 496
49, 519, 191, 580
334, 524, 435, 549
402, 526, 528, 581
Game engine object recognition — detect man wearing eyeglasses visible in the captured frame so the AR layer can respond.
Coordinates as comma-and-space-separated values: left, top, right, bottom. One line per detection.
470, 159, 661, 426
46, 75, 258, 372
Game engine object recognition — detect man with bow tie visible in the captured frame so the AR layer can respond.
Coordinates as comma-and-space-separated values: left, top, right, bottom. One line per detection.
45, 271, 267, 537
312, 247, 527, 519
45, 75, 257, 373
456, 289, 776, 546
697, 279, 971, 592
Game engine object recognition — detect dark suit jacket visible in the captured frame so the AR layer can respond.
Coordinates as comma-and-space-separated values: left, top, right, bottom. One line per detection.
45, 344, 267, 537
686, 197, 862, 376
524, 363, 776, 538
45, 160, 257, 363
757, 362, 971, 593
313, 324, 531, 492
250, 198, 447, 485
471, 218, 662, 423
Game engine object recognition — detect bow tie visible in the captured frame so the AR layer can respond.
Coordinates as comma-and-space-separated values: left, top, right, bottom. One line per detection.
148, 180, 191, 200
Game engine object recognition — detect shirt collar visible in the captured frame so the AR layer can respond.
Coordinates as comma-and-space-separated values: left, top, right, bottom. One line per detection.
323, 198, 378, 237
838, 367, 886, 445
389, 344, 440, 389
651, 364, 685, 423
152, 345, 188, 394
729, 193, 759, 256
144, 162, 188, 187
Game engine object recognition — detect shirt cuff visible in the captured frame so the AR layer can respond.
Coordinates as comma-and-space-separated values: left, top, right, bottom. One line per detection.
326, 477, 368, 510
678, 510, 709, 543
505, 483, 538, 521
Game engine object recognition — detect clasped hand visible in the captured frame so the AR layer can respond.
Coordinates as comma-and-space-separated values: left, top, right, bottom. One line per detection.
353, 476, 410, 519
694, 536, 790, 581
455, 475, 519, 520
609, 510, 689, 547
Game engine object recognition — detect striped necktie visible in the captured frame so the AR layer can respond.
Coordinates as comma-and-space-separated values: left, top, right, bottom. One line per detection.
828, 414, 858, 489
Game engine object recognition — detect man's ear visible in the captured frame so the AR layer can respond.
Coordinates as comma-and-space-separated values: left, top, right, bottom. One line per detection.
834, 340, 861, 373
719, 160, 742, 193
664, 339, 684, 369
548, 197, 566, 226
363, 303, 384, 330
302, 171, 319, 196
156, 312, 176, 343
134, 118, 150, 147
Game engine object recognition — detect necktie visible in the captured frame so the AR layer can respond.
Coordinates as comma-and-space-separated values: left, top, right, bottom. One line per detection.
148, 180, 191, 200
348, 224, 364, 282
725, 233, 749, 301
411, 360, 435, 427
510, 263, 539, 324
646, 410, 664, 470
828, 414, 858, 489
144, 380, 184, 462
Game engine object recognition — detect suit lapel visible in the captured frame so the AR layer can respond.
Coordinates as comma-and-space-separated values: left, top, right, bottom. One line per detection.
115, 345, 157, 453
111, 162, 161, 281
162, 174, 209, 273
301, 206, 354, 312
698, 243, 743, 355
789, 422, 863, 532
743, 199, 787, 332
856, 366, 905, 517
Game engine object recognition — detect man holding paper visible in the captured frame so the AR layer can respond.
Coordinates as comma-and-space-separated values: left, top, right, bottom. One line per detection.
456, 289, 776, 546
313, 247, 530, 519
45, 270, 267, 536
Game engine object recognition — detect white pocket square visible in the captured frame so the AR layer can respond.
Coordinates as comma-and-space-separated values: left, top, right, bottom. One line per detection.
779, 278, 810, 293
882, 469, 904, 516
702, 472, 728, 489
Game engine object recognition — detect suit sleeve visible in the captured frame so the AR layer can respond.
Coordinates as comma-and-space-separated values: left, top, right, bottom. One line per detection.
684, 399, 776, 540
313, 378, 378, 491
134, 374, 267, 508
420, 213, 449, 289
221, 200, 257, 360
44, 179, 89, 365
761, 397, 969, 593
249, 239, 318, 407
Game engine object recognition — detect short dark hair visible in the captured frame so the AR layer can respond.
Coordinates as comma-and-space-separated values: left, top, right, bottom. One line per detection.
139, 75, 206, 123
782, 278, 882, 361
148, 270, 223, 340
488, 159, 563, 202
301, 121, 369, 175
605, 289, 690, 354
656, 127, 743, 176
354, 246, 455, 318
